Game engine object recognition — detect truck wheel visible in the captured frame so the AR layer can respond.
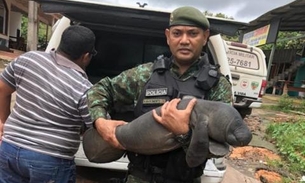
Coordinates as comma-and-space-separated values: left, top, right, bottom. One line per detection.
237, 108, 252, 119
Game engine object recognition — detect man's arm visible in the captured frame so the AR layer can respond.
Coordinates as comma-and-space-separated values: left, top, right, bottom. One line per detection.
87, 63, 153, 121
0, 79, 15, 141
87, 63, 153, 148
94, 118, 127, 149
208, 76, 233, 103
78, 93, 94, 129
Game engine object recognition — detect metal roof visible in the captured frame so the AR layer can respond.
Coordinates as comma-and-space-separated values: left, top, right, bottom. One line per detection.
240, 0, 305, 32
35, 0, 247, 36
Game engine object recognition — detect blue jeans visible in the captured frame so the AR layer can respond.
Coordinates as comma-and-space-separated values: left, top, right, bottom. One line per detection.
0, 141, 76, 183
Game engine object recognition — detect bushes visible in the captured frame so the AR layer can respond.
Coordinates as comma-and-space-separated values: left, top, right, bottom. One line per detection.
265, 95, 305, 181
266, 119, 305, 177
277, 94, 294, 111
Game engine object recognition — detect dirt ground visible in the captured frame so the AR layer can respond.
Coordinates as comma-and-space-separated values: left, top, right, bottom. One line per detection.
225, 104, 301, 183
0, 59, 10, 68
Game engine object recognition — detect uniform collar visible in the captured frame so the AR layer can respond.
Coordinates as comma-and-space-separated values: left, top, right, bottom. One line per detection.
170, 53, 209, 79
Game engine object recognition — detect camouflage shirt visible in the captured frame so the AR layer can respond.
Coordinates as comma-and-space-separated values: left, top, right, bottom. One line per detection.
87, 59, 233, 121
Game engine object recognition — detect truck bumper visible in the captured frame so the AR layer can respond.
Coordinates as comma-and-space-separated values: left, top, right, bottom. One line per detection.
233, 97, 262, 108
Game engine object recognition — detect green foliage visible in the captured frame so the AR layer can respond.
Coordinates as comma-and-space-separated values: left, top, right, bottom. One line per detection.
260, 31, 305, 51
204, 10, 213, 17
266, 118, 305, 178
38, 22, 50, 45
202, 11, 305, 48
203, 11, 239, 40
214, 12, 234, 20
20, 15, 51, 46
21, 16, 28, 39
298, 99, 305, 111
278, 32, 305, 50
203, 11, 234, 20
265, 96, 305, 181
276, 95, 295, 111
273, 95, 305, 112
221, 35, 239, 42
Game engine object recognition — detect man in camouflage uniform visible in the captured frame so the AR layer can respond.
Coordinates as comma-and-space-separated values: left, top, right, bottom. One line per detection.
87, 6, 232, 183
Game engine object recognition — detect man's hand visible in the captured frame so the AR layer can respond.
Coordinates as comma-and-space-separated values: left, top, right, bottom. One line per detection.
152, 98, 197, 135
94, 118, 127, 149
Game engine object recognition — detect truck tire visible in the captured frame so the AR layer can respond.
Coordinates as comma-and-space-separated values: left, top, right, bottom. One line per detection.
236, 108, 252, 119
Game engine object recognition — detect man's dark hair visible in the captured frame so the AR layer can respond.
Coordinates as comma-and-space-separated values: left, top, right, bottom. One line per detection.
58, 25, 96, 60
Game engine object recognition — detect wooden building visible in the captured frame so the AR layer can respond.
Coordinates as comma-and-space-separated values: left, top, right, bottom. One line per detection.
0, 0, 60, 52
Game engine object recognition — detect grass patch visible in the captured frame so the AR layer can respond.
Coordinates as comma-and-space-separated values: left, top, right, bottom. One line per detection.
277, 95, 294, 111
265, 117, 305, 181
263, 95, 305, 182
270, 94, 305, 113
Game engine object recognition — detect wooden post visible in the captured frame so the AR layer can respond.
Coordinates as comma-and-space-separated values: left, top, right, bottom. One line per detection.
27, 1, 38, 51
282, 81, 288, 95
266, 43, 276, 84
46, 24, 49, 43
272, 86, 276, 95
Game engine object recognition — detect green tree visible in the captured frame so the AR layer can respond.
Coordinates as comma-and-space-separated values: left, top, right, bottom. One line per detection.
203, 10, 214, 17
203, 11, 238, 41
215, 13, 234, 20
222, 34, 239, 42
259, 31, 305, 51
21, 16, 28, 40
21, 15, 51, 47
203, 11, 234, 20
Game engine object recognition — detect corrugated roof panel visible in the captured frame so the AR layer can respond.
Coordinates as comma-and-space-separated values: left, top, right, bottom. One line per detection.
241, 0, 305, 32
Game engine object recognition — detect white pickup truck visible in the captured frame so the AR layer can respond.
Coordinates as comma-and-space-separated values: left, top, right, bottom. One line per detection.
226, 41, 267, 118
35, 0, 248, 182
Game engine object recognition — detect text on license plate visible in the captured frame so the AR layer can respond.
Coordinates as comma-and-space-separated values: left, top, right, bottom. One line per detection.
234, 91, 246, 96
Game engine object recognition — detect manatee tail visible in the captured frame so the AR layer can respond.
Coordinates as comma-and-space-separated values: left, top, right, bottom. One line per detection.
82, 128, 125, 163
186, 115, 209, 167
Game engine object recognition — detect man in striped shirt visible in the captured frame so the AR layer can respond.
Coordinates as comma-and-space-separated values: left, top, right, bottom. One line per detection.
0, 25, 95, 183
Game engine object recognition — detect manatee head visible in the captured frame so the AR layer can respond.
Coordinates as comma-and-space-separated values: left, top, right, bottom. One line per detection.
207, 102, 252, 147
225, 108, 252, 146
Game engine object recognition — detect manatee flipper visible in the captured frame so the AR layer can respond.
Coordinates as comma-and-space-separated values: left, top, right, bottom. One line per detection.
186, 114, 209, 168
208, 140, 230, 157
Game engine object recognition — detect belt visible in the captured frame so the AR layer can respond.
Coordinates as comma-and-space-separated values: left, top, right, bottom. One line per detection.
129, 168, 194, 183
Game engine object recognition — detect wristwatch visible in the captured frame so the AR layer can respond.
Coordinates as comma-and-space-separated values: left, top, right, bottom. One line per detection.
175, 131, 191, 145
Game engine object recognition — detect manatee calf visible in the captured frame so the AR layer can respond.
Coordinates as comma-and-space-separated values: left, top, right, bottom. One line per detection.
83, 99, 252, 167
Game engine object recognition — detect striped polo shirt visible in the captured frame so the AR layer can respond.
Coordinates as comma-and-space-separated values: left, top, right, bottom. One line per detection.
0, 50, 93, 160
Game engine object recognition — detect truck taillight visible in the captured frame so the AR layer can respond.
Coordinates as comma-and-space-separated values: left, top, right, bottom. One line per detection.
259, 79, 267, 97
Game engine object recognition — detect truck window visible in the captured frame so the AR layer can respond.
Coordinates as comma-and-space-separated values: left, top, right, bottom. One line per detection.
87, 30, 169, 83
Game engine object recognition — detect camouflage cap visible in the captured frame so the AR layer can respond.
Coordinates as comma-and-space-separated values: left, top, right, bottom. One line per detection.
169, 6, 210, 30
